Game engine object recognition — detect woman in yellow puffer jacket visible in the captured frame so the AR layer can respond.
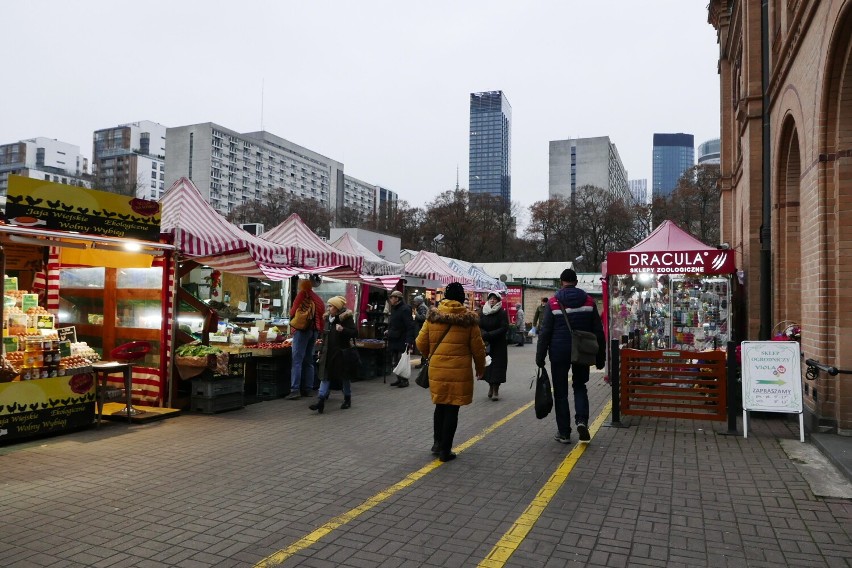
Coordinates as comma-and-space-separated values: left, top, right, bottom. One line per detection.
416, 282, 486, 462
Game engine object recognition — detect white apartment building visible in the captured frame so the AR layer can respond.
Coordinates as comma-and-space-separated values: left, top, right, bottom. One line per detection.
164, 123, 344, 217
343, 174, 381, 220
0, 137, 91, 196
93, 120, 167, 200
549, 136, 629, 201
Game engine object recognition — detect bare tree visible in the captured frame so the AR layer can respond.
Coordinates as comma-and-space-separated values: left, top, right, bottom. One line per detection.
671, 164, 721, 245
523, 196, 573, 260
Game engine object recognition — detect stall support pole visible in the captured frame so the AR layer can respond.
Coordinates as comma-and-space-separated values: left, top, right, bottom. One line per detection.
723, 340, 739, 434
606, 338, 625, 427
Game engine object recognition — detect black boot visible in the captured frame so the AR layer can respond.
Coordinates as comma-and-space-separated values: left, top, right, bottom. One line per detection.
397, 378, 409, 388
389, 377, 401, 387
309, 397, 325, 414
340, 395, 351, 410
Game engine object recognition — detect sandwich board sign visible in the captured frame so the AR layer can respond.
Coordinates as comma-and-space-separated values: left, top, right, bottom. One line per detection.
740, 341, 804, 442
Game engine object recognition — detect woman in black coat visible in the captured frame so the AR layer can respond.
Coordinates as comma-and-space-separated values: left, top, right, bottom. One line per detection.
311, 295, 358, 413
479, 291, 509, 400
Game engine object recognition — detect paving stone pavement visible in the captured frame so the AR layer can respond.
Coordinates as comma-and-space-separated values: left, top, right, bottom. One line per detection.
1, 343, 851, 567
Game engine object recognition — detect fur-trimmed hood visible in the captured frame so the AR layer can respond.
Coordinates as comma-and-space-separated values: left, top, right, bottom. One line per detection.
426, 300, 480, 327
325, 307, 354, 321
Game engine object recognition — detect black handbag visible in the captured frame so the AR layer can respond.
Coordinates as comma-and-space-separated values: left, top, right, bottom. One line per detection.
415, 325, 452, 389
557, 301, 599, 366
341, 339, 361, 367
532, 366, 553, 419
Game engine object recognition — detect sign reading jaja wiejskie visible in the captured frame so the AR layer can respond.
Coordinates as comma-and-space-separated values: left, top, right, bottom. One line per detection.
5, 175, 161, 242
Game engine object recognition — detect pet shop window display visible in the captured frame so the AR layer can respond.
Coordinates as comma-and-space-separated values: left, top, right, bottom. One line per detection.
608, 272, 732, 352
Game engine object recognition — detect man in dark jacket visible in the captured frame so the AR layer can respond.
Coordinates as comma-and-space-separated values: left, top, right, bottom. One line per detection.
386, 290, 415, 387
536, 269, 605, 444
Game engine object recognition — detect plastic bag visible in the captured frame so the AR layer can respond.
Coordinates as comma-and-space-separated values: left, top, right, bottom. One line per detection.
392, 351, 411, 378
532, 366, 553, 419
528, 326, 537, 337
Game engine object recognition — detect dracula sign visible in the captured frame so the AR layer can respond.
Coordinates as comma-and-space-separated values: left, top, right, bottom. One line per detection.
606, 249, 736, 275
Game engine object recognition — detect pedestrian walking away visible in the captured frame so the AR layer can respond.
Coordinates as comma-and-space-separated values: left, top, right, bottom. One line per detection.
416, 281, 486, 462
386, 289, 415, 388
310, 296, 358, 413
535, 268, 606, 444
479, 291, 509, 401
412, 295, 428, 367
513, 303, 526, 346
287, 277, 325, 399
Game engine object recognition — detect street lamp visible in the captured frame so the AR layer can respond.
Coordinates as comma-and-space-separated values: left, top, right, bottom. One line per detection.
432, 234, 444, 253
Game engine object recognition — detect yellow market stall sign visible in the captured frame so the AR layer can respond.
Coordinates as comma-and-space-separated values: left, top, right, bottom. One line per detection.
5, 175, 160, 242
0, 374, 96, 442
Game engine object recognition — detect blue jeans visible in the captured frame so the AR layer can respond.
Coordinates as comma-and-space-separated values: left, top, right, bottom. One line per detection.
550, 360, 590, 436
290, 329, 317, 391
318, 378, 351, 398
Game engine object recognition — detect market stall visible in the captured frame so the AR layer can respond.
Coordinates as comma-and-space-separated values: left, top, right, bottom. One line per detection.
0, 175, 178, 442
160, 178, 300, 406
328, 231, 406, 376
604, 220, 738, 421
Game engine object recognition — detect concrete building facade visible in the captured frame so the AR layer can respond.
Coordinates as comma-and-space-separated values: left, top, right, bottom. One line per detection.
93, 120, 167, 200
165, 123, 344, 217
0, 137, 91, 196
628, 178, 650, 205
709, 0, 852, 433
549, 136, 629, 201
697, 137, 721, 165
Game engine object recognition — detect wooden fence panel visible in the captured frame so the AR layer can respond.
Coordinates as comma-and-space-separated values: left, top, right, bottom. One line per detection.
619, 348, 727, 421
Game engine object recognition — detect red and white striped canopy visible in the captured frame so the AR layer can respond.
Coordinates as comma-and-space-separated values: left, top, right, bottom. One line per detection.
160, 178, 291, 276
261, 214, 363, 274
330, 232, 403, 276
404, 250, 474, 287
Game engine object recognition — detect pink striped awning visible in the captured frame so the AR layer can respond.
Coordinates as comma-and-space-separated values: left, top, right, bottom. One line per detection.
404, 250, 474, 287
330, 232, 403, 276
261, 214, 363, 273
160, 178, 291, 274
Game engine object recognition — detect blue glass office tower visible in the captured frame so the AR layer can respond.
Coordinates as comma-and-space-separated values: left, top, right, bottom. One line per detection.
469, 91, 512, 204
652, 133, 694, 197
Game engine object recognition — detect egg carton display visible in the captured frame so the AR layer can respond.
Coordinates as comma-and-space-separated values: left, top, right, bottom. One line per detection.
70, 342, 101, 363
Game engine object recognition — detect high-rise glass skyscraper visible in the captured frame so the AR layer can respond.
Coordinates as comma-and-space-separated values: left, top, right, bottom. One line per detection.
652, 133, 694, 197
469, 91, 512, 204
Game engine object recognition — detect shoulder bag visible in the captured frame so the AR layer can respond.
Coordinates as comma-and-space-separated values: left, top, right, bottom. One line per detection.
557, 301, 599, 366
415, 325, 452, 388
341, 337, 361, 367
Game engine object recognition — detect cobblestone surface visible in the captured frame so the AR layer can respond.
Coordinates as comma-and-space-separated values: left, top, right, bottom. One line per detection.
1, 344, 850, 567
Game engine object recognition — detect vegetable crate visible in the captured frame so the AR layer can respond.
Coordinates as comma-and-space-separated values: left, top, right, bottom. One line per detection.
228, 352, 252, 376
191, 393, 244, 414
191, 377, 244, 398
256, 380, 288, 399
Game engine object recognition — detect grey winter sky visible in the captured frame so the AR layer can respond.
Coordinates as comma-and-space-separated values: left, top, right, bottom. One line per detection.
3, 1, 720, 221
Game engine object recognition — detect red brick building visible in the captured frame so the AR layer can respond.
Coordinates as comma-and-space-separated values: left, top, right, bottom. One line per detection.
709, 0, 852, 434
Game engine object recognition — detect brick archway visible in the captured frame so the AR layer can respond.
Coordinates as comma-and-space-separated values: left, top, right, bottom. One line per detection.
774, 117, 802, 332
820, 4, 852, 432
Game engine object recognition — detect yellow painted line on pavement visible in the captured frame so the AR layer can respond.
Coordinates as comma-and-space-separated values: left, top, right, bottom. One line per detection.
254, 401, 534, 567
478, 401, 613, 568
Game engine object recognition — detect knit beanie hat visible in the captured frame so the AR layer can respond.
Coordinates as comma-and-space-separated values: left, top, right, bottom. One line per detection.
328, 296, 346, 310
444, 282, 466, 303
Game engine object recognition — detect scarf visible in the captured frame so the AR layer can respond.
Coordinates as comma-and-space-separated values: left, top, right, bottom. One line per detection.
482, 301, 502, 316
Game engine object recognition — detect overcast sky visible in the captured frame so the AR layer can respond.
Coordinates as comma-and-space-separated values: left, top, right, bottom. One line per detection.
3, 1, 720, 220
